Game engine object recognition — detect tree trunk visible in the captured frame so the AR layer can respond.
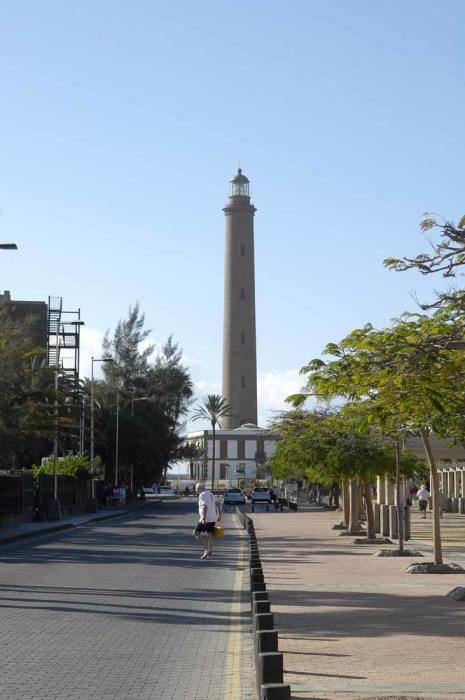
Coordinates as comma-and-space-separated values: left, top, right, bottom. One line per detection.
348, 479, 359, 532
362, 476, 375, 539
395, 441, 405, 553
342, 480, 350, 527
420, 428, 443, 565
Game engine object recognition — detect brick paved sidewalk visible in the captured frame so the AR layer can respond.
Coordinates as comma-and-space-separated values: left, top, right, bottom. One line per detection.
251, 507, 465, 700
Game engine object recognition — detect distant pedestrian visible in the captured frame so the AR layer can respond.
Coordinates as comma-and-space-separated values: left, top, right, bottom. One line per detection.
193, 482, 219, 560
417, 484, 430, 519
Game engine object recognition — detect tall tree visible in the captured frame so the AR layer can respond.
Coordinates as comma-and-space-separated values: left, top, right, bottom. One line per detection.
0, 311, 54, 467
102, 302, 154, 392
384, 213, 465, 310
192, 395, 233, 491
91, 305, 193, 485
289, 310, 465, 564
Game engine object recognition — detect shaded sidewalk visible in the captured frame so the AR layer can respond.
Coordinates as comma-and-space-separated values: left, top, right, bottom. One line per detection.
0, 497, 162, 546
251, 506, 465, 699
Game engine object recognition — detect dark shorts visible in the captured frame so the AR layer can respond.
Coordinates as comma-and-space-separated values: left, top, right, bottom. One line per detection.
194, 521, 216, 534
419, 499, 428, 511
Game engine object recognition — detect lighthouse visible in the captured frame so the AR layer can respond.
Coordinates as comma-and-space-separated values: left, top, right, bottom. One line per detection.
222, 168, 258, 429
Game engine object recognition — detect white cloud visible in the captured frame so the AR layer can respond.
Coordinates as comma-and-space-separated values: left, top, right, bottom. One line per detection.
79, 327, 105, 379
257, 368, 304, 426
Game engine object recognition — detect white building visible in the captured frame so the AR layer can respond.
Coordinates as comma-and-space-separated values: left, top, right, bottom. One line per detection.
186, 423, 279, 487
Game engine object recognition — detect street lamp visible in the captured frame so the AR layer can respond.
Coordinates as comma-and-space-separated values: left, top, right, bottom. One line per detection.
89, 356, 113, 511
130, 397, 149, 494
49, 320, 85, 521
115, 388, 120, 488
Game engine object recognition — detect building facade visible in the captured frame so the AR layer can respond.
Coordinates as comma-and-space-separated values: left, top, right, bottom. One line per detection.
0, 289, 48, 350
186, 424, 279, 486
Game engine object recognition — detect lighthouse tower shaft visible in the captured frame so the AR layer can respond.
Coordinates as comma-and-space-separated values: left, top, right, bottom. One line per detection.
222, 169, 257, 430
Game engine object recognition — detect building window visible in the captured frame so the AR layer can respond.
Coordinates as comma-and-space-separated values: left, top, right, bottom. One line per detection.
219, 463, 227, 480
241, 331, 246, 344
240, 244, 245, 257
220, 439, 227, 459
241, 375, 246, 388
238, 440, 245, 459
240, 287, 245, 300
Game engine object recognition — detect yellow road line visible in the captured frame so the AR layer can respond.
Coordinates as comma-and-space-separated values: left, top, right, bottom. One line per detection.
223, 539, 246, 700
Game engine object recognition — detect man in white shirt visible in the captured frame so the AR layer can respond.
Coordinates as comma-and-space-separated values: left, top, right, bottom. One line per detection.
417, 484, 430, 518
193, 482, 218, 560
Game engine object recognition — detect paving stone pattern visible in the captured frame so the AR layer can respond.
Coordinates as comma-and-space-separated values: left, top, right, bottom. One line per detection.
251, 507, 465, 700
0, 501, 255, 700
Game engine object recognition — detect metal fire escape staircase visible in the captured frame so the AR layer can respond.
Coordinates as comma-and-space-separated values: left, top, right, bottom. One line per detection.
47, 296, 82, 394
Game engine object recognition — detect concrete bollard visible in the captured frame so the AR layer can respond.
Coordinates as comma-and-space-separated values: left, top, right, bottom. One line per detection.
251, 568, 264, 583
254, 613, 274, 631
254, 600, 271, 615
380, 504, 389, 536
389, 505, 398, 539
252, 591, 269, 604
255, 630, 278, 654
260, 683, 291, 700
258, 652, 283, 685
251, 581, 267, 594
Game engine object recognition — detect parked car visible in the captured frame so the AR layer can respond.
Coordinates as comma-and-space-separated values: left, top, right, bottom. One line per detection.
158, 485, 174, 495
223, 488, 246, 505
251, 487, 271, 503
142, 486, 155, 495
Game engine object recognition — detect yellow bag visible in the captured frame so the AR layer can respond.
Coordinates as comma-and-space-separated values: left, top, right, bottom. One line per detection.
213, 522, 224, 538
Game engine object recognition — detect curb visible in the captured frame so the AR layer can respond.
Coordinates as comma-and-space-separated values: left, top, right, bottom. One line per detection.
0, 499, 161, 547
0, 523, 75, 546
235, 508, 291, 700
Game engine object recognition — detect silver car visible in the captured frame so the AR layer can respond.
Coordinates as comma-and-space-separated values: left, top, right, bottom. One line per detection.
224, 488, 246, 505
251, 487, 271, 503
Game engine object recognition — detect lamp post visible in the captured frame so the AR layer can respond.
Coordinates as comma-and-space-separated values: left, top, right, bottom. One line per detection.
130, 397, 149, 495
89, 356, 113, 511
49, 320, 85, 520
115, 388, 120, 487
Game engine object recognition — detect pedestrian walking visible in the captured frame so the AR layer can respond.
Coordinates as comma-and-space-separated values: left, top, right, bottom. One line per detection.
193, 482, 219, 560
417, 484, 430, 518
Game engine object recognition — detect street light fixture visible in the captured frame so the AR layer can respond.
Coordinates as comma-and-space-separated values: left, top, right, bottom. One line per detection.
89, 356, 113, 511
0, 242, 18, 249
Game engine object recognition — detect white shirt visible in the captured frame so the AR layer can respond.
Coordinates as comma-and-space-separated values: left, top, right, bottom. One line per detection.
198, 490, 217, 523
417, 487, 430, 501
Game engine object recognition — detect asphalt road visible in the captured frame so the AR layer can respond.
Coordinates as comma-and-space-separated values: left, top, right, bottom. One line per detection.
0, 499, 255, 700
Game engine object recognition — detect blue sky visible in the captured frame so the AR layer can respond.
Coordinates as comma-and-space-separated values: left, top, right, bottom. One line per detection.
1, 0, 465, 428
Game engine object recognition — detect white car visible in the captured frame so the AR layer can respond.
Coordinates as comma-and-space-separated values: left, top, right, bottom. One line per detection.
158, 485, 174, 495
223, 488, 246, 505
142, 486, 155, 495
251, 487, 271, 503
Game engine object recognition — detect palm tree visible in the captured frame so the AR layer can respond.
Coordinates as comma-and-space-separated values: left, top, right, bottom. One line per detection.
192, 394, 233, 491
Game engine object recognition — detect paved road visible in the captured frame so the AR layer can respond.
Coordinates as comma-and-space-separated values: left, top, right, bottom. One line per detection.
0, 500, 255, 700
